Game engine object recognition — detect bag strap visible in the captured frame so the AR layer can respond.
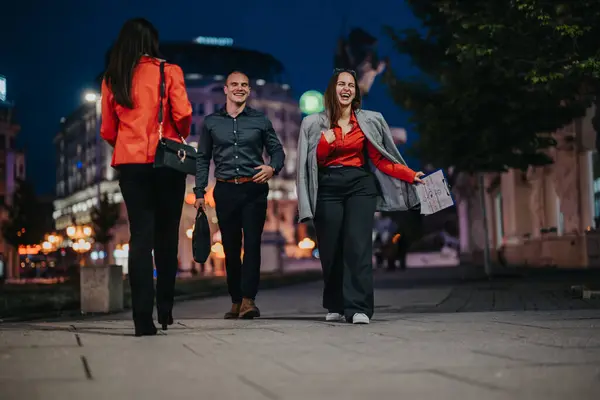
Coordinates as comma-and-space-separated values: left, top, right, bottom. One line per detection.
158, 61, 166, 141
157, 61, 187, 144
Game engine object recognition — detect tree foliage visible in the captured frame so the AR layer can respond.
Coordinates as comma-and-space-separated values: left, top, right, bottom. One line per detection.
90, 193, 121, 262
1, 179, 45, 247
383, 0, 600, 176
445, 0, 600, 88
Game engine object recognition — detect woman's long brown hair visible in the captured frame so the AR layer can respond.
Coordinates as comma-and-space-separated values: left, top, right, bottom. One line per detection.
323, 69, 362, 128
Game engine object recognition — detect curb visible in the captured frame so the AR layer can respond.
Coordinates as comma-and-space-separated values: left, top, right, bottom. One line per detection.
0, 270, 322, 323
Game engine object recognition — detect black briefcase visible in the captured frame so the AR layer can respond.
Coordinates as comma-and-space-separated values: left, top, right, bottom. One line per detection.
153, 61, 197, 175
192, 209, 211, 263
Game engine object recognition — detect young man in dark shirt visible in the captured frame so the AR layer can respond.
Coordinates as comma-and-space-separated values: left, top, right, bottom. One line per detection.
194, 71, 285, 319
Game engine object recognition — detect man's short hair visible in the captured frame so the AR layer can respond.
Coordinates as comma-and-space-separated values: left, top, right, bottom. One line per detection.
225, 70, 250, 84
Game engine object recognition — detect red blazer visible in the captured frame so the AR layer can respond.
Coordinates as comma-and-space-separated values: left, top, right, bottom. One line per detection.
100, 56, 192, 166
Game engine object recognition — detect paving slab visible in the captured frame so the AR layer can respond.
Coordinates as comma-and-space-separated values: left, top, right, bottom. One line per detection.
1, 268, 599, 399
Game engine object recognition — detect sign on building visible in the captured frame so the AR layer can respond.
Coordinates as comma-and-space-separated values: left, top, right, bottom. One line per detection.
0, 75, 6, 102
193, 36, 234, 46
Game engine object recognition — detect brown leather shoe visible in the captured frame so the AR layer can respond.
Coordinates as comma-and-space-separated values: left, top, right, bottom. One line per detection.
239, 298, 260, 319
224, 303, 241, 319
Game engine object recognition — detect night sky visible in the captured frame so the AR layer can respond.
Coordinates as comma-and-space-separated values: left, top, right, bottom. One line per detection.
1, 0, 419, 195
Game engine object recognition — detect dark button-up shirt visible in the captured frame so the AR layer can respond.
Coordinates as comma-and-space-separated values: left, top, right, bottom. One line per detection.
194, 106, 285, 196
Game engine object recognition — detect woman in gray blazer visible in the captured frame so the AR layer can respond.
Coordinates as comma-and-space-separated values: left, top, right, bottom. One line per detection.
295, 69, 424, 324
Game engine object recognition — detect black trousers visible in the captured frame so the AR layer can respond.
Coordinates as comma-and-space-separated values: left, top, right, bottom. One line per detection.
117, 164, 186, 322
213, 181, 268, 303
314, 166, 378, 319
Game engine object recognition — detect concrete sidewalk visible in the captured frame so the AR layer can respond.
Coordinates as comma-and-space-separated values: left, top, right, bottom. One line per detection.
1, 268, 599, 399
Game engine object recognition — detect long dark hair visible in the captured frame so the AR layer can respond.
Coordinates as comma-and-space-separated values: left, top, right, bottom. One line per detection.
104, 18, 161, 108
324, 69, 362, 128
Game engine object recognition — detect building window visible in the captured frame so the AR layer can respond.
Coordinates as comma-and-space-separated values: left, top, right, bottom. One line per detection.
494, 192, 504, 247
190, 123, 196, 136
0, 134, 5, 149
196, 103, 205, 115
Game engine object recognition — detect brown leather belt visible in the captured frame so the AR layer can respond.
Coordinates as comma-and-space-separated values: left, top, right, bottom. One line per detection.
217, 176, 254, 184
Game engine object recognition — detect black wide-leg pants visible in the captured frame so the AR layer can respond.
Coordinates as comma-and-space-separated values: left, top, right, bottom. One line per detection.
313, 166, 378, 320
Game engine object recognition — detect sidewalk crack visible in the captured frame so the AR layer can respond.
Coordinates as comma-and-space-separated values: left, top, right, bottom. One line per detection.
237, 375, 280, 400
80, 356, 93, 380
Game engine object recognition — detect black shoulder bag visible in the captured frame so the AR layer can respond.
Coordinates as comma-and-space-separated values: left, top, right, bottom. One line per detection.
153, 61, 197, 175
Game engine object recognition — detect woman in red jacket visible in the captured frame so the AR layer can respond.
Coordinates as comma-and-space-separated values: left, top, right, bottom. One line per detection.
101, 18, 192, 336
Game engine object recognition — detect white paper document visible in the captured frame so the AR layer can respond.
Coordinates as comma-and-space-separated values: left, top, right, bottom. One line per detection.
415, 169, 455, 215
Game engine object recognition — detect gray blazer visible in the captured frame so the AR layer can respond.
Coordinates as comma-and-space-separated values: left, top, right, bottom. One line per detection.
295, 109, 420, 223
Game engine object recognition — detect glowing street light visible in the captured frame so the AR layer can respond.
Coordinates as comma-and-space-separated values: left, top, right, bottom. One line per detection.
66, 226, 76, 237
72, 239, 92, 253
186, 225, 195, 239
66, 225, 92, 239
298, 238, 316, 250
299, 90, 324, 115
84, 91, 99, 103
211, 242, 225, 259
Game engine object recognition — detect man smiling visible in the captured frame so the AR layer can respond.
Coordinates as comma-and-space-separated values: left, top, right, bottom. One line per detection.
195, 71, 285, 319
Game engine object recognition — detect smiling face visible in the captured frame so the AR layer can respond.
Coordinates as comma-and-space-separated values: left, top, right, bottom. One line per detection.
336, 72, 356, 107
324, 69, 362, 127
224, 72, 250, 106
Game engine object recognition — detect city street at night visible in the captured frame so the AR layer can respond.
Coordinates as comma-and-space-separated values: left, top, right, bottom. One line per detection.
1, 267, 599, 399
4, 1, 600, 399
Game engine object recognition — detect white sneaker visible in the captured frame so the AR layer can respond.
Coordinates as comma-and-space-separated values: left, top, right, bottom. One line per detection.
352, 313, 370, 324
325, 312, 344, 322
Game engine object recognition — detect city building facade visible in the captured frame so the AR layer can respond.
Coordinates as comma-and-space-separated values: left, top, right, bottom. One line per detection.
456, 105, 600, 268
0, 76, 27, 279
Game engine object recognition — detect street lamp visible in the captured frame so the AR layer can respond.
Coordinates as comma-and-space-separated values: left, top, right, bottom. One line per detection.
66, 225, 93, 240
84, 91, 102, 204
186, 225, 194, 239
84, 92, 98, 102
41, 233, 63, 254
73, 239, 92, 253
299, 90, 324, 115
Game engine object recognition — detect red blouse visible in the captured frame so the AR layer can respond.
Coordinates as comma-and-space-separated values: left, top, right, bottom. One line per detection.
316, 112, 416, 183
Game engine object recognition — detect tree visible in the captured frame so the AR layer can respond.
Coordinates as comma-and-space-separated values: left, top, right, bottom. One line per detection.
442, 1, 600, 90
383, 0, 598, 179
1, 179, 45, 248
90, 193, 121, 264
440, 0, 600, 151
